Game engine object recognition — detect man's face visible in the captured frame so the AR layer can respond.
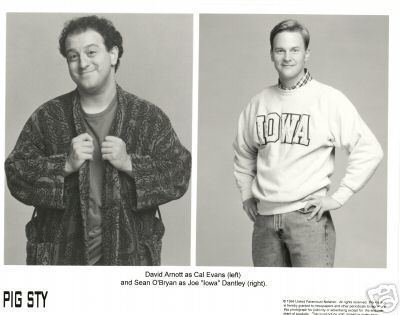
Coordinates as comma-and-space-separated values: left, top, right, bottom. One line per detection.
270, 31, 310, 87
65, 29, 118, 94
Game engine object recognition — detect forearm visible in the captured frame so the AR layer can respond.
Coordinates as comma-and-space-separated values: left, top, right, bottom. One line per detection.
234, 168, 256, 202
126, 148, 191, 210
329, 91, 384, 206
5, 153, 67, 209
336, 115, 383, 206
233, 141, 257, 201
331, 143, 383, 206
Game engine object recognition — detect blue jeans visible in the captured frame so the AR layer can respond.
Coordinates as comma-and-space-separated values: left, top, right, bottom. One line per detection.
252, 209, 336, 267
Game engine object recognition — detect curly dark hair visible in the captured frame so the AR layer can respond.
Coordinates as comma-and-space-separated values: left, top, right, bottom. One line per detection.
59, 15, 124, 71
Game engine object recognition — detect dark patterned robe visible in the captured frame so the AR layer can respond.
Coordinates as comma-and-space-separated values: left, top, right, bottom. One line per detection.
5, 85, 191, 265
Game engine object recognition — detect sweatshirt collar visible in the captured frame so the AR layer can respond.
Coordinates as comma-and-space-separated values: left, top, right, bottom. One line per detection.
278, 68, 312, 90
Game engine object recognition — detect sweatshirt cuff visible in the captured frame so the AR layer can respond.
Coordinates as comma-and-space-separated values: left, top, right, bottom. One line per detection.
331, 185, 355, 206
241, 187, 253, 202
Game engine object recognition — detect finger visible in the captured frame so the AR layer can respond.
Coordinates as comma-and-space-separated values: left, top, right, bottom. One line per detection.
72, 139, 93, 146
249, 203, 258, 220
316, 209, 324, 222
244, 208, 255, 222
307, 209, 318, 221
104, 136, 122, 142
246, 213, 255, 222
75, 142, 94, 149
101, 141, 115, 148
77, 147, 94, 154
243, 205, 254, 221
73, 133, 93, 143
76, 148, 93, 156
304, 202, 315, 212
101, 147, 114, 154
102, 153, 115, 161
250, 207, 258, 221
307, 205, 321, 221
79, 153, 93, 161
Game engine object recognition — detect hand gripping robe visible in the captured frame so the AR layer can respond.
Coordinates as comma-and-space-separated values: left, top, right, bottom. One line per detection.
5, 86, 191, 265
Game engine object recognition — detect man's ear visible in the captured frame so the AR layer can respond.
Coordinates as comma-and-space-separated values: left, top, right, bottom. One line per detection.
110, 46, 119, 67
305, 48, 310, 62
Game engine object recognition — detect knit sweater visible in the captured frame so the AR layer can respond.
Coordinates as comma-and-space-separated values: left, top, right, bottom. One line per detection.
233, 79, 383, 215
5, 85, 191, 265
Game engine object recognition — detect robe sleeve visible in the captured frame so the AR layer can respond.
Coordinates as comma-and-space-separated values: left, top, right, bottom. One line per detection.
128, 108, 191, 210
5, 112, 67, 210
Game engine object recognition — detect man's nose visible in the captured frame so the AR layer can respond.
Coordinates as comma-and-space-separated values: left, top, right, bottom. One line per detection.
283, 51, 292, 61
79, 54, 89, 69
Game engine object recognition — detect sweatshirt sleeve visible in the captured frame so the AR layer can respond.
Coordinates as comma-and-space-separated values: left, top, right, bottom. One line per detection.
233, 103, 258, 202
5, 112, 67, 210
128, 108, 191, 210
329, 91, 383, 205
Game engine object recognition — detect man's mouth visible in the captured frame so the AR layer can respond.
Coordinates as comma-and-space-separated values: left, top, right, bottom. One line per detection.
80, 70, 95, 75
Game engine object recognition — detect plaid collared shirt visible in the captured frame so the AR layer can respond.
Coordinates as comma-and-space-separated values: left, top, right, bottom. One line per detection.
278, 68, 312, 90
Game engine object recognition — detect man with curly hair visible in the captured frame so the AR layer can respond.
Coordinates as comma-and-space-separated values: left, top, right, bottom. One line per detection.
5, 15, 191, 266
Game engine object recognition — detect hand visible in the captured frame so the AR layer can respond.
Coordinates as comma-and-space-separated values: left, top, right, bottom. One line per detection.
101, 136, 132, 172
243, 197, 258, 222
303, 196, 341, 221
64, 133, 93, 175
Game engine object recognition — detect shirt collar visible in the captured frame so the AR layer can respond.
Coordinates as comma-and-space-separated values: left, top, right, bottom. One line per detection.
278, 68, 312, 90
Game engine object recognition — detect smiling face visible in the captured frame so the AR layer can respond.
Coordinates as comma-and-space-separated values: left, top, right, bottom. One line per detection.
65, 29, 118, 95
270, 31, 310, 88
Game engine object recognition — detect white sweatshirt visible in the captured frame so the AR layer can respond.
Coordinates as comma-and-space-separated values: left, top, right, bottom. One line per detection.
233, 79, 383, 215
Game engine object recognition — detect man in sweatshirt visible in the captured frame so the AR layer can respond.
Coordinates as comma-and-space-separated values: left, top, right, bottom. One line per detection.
233, 19, 383, 267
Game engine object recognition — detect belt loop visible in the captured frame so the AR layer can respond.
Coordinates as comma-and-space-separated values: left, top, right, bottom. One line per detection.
273, 214, 283, 231
278, 214, 282, 230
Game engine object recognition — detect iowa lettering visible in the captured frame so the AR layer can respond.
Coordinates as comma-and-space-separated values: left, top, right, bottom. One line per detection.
256, 112, 310, 146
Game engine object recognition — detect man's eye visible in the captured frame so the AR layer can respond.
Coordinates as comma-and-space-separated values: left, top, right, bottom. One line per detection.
87, 50, 97, 56
275, 49, 284, 54
67, 54, 78, 62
